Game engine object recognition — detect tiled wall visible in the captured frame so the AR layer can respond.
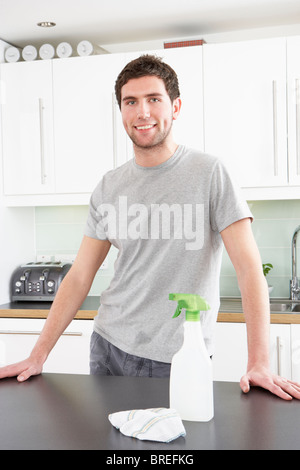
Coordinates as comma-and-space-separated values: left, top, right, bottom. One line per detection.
220, 200, 300, 298
35, 200, 300, 299
35, 205, 118, 296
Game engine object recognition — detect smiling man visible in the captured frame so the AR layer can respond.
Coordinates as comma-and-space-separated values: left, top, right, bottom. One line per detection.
1, 54, 300, 401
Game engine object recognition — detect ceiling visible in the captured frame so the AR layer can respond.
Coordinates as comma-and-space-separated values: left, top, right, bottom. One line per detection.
1, 0, 300, 50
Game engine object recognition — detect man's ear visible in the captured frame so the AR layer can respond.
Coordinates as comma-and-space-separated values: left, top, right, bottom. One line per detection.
172, 97, 182, 120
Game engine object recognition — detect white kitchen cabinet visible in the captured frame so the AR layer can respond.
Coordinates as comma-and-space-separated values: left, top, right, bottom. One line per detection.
212, 322, 248, 382
0, 61, 55, 195
203, 38, 288, 191
287, 37, 300, 187
291, 324, 300, 382
0, 318, 93, 375
0, 54, 128, 204
213, 322, 292, 382
125, 46, 204, 154
52, 53, 128, 194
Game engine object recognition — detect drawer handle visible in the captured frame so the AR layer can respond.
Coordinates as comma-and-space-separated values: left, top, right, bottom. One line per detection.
0, 330, 82, 336
276, 335, 283, 376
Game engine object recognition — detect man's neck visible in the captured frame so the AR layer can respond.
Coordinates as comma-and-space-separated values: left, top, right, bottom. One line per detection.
134, 142, 178, 168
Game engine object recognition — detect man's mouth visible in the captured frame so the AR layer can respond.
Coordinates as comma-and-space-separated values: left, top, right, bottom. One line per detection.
135, 124, 156, 130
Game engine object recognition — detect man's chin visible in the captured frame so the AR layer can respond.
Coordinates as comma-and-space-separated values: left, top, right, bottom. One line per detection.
130, 133, 169, 150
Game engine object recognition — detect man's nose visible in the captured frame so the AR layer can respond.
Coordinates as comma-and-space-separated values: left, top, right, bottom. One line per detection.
137, 101, 150, 119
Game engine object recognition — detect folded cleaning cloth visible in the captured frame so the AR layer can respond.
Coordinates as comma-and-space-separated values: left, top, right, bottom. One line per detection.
108, 408, 186, 443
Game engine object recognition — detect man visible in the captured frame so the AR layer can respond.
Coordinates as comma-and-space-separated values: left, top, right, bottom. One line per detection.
1, 55, 299, 400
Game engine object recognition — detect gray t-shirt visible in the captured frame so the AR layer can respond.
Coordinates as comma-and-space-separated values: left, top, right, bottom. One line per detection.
85, 145, 252, 362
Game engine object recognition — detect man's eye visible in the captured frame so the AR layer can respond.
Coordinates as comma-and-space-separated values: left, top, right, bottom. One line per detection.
150, 98, 159, 102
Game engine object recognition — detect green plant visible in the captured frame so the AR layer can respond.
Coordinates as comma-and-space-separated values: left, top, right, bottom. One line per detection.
262, 263, 273, 277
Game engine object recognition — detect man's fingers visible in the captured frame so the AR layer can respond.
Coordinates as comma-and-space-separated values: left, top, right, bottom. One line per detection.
239, 375, 250, 393
240, 371, 300, 401
0, 359, 42, 382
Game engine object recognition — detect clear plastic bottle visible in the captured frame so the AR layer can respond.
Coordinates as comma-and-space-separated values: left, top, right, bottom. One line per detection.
169, 293, 214, 422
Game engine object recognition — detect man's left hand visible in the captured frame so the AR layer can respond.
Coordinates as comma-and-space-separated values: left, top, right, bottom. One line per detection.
240, 366, 300, 400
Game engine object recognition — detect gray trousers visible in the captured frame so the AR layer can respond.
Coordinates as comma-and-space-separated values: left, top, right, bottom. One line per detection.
90, 330, 171, 378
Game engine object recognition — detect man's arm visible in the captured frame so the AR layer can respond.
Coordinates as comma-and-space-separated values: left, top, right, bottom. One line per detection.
221, 218, 300, 400
0, 236, 111, 382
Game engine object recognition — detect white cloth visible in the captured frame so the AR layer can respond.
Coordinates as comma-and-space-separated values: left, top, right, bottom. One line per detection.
108, 408, 186, 443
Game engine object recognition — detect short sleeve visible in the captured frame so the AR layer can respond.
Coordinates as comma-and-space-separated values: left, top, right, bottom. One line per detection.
84, 182, 108, 240
209, 160, 253, 233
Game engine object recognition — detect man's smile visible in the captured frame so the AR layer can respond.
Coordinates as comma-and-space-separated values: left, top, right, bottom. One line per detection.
135, 124, 157, 130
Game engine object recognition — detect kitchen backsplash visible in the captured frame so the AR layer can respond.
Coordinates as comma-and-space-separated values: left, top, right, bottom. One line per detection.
35, 205, 117, 296
221, 199, 300, 298
35, 200, 300, 299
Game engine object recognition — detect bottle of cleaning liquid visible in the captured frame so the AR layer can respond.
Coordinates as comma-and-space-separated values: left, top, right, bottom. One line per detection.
169, 293, 214, 422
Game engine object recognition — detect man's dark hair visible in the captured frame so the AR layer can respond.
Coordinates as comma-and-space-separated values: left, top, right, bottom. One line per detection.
115, 54, 180, 108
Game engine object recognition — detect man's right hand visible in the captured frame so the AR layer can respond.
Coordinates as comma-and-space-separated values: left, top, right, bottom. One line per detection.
0, 357, 43, 382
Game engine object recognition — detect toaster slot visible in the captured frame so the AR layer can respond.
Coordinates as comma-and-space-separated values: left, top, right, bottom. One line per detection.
41, 268, 56, 295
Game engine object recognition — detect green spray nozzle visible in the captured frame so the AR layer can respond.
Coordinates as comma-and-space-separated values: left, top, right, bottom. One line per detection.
169, 293, 210, 321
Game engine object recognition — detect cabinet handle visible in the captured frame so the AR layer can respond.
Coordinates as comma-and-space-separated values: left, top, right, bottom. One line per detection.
272, 81, 278, 176
0, 330, 82, 336
295, 79, 300, 176
38, 98, 47, 184
0, 79, 6, 105
276, 335, 283, 376
112, 93, 117, 169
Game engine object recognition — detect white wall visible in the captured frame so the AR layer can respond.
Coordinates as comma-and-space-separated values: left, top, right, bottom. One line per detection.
0, 39, 35, 303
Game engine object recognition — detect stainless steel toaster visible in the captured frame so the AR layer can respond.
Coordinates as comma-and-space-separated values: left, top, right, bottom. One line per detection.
11, 262, 72, 301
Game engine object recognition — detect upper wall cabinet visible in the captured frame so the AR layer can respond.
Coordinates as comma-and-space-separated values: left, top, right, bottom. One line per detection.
1, 61, 55, 195
203, 38, 288, 195
203, 37, 300, 200
52, 53, 128, 194
0, 53, 128, 205
287, 36, 300, 187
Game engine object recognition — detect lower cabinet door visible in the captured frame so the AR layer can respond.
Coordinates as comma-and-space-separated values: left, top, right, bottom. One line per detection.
212, 322, 248, 382
291, 324, 300, 382
0, 318, 93, 375
212, 322, 292, 382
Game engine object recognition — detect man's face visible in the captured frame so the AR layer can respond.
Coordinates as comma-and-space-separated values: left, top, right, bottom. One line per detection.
120, 75, 181, 150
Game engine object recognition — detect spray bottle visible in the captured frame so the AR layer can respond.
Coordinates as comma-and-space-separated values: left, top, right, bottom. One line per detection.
169, 293, 214, 422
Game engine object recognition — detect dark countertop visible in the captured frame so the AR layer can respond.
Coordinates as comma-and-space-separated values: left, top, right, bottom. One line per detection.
0, 373, 299, 450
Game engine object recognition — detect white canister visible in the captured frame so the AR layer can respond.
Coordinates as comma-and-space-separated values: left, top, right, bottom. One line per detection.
57, 42, 73, 58
77, 40, 94, 56
22, 45, 38, 61
39, 43, 55, 60
5, 46, 20, 62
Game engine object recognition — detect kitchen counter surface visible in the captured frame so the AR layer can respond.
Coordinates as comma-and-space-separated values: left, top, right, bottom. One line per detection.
219, 297, 300, 324
1, 296, 300, 324
0, 373, 299, 450
0, 296, 99, 320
